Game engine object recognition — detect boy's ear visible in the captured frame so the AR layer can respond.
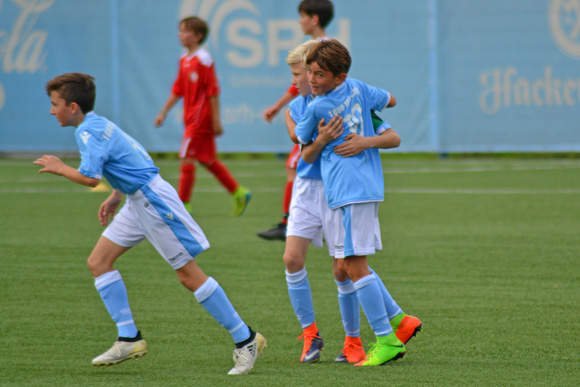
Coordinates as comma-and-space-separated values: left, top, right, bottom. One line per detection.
312, 14, 320, 26
336, 73, 347, 84
194, 32, 204, 43
69, 102, 80, 114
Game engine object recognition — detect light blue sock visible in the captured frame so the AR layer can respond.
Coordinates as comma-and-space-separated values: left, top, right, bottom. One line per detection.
194, 277, 250, 344
336, 278, 360, 337
95, 270, 138, 338
354, 274, 393, 337
369, 267, 403, 319
286, 268, 315, 328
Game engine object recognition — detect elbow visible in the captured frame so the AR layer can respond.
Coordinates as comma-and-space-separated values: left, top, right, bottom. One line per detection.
290, 133, 299, 144
87, 179, 101, 188
387, 95, 397, 108
392, 133, 402, 148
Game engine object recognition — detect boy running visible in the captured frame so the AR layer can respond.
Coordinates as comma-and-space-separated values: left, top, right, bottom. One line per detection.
36, 72, 266, 375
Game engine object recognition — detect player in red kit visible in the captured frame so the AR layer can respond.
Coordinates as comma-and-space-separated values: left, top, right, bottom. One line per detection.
155, 16, 251, 217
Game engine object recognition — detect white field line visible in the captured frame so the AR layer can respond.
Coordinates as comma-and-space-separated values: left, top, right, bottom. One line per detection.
2, 187, 579, 195
2, 162, 579, 194
5, 162, 577, 184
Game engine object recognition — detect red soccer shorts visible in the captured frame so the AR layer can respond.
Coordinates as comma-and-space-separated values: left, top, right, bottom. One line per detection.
179, 135, 216, 164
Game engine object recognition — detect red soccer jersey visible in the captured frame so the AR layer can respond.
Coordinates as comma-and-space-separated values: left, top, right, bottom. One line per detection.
172, 48, 220, 136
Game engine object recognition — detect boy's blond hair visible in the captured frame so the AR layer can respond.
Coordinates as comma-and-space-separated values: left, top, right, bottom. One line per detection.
286, 40, 318, 66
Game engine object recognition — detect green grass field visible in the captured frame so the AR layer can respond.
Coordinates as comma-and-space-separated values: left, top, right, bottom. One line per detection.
1, 156, 579, 386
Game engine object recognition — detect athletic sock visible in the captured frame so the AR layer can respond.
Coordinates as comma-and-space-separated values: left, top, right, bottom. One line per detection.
286, 267, 315, 328
95, 270, 138, 339
353, 274, 393, 337
390, 313, 406, 329
303, 322, 318, 336
179, 163, 195, 203
206, 160, 238, 193
369, 267, 403, 319
377, 332, 401, 344
335, 278, 360, 337
194, 277, 250, 344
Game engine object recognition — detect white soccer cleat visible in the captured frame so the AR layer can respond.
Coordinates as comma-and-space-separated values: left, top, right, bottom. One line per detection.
91, 339, 148, 366
227, 332, 267, 375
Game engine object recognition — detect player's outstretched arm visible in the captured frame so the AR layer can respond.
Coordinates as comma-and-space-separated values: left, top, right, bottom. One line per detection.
98, 190, 124, 226
34, 155, 101, 187
301, 115, 344, 164
264, 91, 296, 123
334, 128, 401, 158
154, 94, 180, 127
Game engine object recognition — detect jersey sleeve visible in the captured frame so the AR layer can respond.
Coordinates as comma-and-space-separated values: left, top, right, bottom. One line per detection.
365, 82, 391, 111
371, 110, 391, 135
76, 127, 108, 179
294, 103, 319, 145
288, 97, 302, 124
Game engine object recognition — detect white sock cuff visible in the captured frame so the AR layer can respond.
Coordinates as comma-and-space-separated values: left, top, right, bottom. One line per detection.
353, 274, 376, 291
95, 270, 122, 290
335, 279, 355, 294
285, 267, 307, 284
194, 277, 219, 303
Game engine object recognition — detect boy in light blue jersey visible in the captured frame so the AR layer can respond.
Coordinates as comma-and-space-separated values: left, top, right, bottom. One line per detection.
295, 39, 420, 366
35, 73, 266, 375
283, 41, 421, 365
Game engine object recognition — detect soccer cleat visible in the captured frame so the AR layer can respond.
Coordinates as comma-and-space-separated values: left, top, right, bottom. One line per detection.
92, 339, 148, 366
334, 336, 366, 363
395, 315, 422, 344
232, 186, 252, 217
228, 332, 267, 375
354, 336, 405, 367
183, 201, 193, 214
298, 331, 324, 363
257, 223, 287, 241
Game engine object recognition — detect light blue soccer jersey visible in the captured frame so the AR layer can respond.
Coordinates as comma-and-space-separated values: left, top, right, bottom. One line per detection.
295, 78, 391, 209
288, 94, 322, 180
76, 112, 159, 194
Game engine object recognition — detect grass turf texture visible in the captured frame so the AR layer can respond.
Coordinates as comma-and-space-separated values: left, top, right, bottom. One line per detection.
1, 156, 579, 386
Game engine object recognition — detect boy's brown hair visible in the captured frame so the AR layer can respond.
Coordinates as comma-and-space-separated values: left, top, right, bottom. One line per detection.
298, 0, 334, 29
45, 72, 96, 114
306, 39, 351, 76
180, 16, 209, 45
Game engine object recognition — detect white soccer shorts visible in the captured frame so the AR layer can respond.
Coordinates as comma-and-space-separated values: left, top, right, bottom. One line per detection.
286, 176, 330, 249
102, 175, 210, 269
325, 202, 382, 259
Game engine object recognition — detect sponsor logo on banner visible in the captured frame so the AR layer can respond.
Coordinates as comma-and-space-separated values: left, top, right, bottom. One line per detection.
479, 0, 580, 115
0, 0, 54, 110
179, 0, 350, 69
549, 0, 580, 59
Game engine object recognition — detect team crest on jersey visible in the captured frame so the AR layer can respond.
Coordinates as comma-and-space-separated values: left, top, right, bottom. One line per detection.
190, 71, 199, 82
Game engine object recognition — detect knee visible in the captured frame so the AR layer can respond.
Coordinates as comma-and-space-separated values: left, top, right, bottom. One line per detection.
283, 252, 304, 273
87, 255, 107, 277
333, 265, 348, 282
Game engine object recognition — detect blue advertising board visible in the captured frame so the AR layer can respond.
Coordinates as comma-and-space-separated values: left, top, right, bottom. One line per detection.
0, 0, 578, 153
